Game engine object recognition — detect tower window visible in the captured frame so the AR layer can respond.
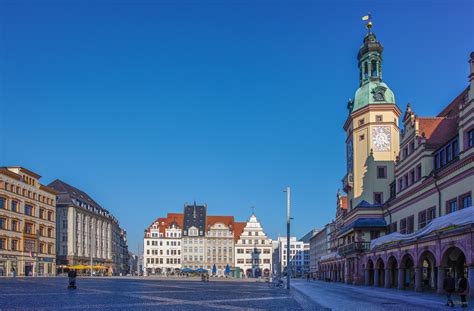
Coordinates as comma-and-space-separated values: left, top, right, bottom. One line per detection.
358, 118, 365, 126
364, 62, 368, 79
373, 192, 383, 204
376, 115, 383, 122
376, 166, 387, 179
359, 134, 365, 141
371, 60, 377, 77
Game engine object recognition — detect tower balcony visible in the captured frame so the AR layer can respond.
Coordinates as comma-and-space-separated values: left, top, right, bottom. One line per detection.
342, 173, 353, 192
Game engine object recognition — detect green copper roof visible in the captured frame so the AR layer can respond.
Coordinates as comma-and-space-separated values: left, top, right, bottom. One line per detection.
351, 80, 395, 112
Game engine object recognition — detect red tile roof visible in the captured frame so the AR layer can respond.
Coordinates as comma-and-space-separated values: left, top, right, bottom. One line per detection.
418, 117, 458, 148
206, 216, 234, 230
145, 213, 184, 236
233, 222, 247, 242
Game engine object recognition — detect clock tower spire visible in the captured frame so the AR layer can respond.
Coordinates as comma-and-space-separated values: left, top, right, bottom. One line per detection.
343, 20, 401, 210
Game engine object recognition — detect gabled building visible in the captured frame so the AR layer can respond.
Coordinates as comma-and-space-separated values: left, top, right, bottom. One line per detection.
205, 216, 235, 276
234, 214, 272, 278
181, 202, 207, 269
143, 213, 183, 275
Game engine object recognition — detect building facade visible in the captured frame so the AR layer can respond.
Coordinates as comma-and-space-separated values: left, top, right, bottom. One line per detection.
234, 214, 272, 278
0, 167, 57, 276
181, 203, 207, 269
317, 26, 474, 297
309, 225, 330, 279
273, 237, 310, 277
143, 213, 183, 275
205, 216, 234, 276
48, 179, 123, 275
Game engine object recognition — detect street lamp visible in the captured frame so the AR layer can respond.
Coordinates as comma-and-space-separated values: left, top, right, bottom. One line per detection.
283, 187, 291, 290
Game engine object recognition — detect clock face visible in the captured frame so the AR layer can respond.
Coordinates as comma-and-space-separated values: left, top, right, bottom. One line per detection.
372, 126, 391, 151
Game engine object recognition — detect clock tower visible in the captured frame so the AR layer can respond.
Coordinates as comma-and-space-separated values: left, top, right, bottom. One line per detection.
342, 27, 401, 210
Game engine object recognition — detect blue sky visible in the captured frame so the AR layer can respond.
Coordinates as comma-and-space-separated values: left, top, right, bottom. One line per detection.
1, 0, 472, 251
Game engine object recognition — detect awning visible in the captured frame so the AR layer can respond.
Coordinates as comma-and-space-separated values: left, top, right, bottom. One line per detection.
371, 206, 474, 250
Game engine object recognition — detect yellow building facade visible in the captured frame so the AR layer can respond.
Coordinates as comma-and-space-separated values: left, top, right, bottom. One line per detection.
0, 167, 57, 276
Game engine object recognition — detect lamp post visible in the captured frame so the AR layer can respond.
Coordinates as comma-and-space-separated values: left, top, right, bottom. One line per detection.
284, 187, 291, 290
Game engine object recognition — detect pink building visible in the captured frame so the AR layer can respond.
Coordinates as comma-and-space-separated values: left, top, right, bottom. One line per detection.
316, 27, 473, 297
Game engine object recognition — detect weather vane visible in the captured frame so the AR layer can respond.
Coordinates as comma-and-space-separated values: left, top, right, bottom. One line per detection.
362, 13, 373, 32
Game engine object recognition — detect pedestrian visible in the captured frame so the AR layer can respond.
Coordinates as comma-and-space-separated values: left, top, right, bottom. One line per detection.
443, 271, 455, 307
458, 274, 468, 308
68, 269, 77, 289
306, 274, 310, 282
11, 268, 16, 278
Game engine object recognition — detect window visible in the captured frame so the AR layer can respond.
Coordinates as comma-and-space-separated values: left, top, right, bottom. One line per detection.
376, 115, 383, 122
468, 129, 474, 147
404, 174, 409, 187
358, 119, 365, 126
373, 192, 383, 205
403, 147, 408, 159
0, 238, 6, 250
11, 239, 19, 251
410, 141, 415, 153
416, 165, 422, 181
11, 201, 18, 212
48, 211, 53, 221
371, 60, 377, 77
398, 178, 403, 192
359, 134, 365, 141
400, 218, 407, 234
25, 204, 33, 216
11, 220, 18, 231
410, 170, 415, 184
25, 222, 34, 234
407, 216, 414, 234
0, 197, 5, 209
0, 217, 6, 229
418, 210, 427, 229
427, 207, 436, 223
446, 198, 457, 214
39, 208, 44, 219
459, 193, 472, 209
377, 166, 387, 179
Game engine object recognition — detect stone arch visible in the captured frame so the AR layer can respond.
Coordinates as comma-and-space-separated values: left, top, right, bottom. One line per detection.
441, 246, 467, 282
365, 258, 375, 286
400, 253, 415, 289
375, 257, 385, 287
386, 255, 398, 288
418, 250, 437, 291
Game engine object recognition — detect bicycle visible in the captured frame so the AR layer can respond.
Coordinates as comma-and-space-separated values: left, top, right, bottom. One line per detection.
268, 278, 284, 289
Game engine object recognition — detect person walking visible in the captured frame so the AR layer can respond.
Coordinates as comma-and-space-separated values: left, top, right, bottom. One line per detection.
458, 274, 468, 308
443, 272, 455, 307
67, 269, 77, 289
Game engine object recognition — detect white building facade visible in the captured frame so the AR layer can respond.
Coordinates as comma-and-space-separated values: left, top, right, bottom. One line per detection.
143, 214, 183, 275
234, 214, 272, 278
274, 237, 310, 277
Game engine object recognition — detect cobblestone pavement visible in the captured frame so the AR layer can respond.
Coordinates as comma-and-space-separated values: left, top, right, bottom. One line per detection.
0, 277, 318, 311
292, 279, 473, 311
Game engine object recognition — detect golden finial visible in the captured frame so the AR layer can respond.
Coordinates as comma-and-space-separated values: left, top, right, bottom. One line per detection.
362, 13, 372, 32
